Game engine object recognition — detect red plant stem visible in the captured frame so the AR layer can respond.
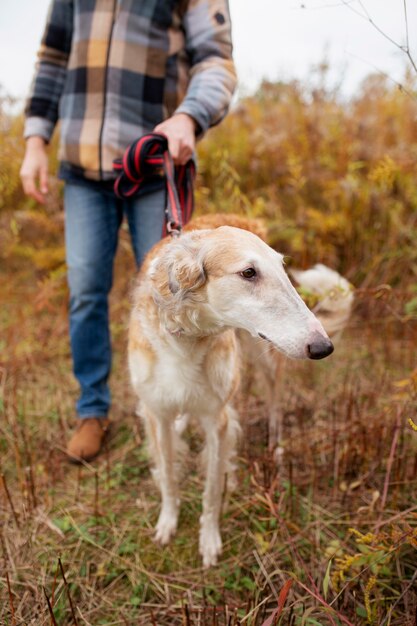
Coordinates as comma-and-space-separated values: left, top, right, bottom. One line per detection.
51, 559, 60, 608
295, 578, 354, 626
1, 474, 20, 528
380, 409, 401, 512
6, 571, 16, 626
58, 558, 78, 625
44, 587, 58, 626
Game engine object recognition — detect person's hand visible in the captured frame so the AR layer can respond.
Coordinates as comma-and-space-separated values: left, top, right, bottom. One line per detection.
20, 136, 49, 204
154, 113, 196, 165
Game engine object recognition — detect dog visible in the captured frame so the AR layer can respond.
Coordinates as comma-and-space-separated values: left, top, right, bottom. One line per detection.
128, 214, 335, 567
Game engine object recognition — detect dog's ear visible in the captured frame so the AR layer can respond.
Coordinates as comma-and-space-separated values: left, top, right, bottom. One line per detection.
151, 239, 207, 300
167, 247, 206, 295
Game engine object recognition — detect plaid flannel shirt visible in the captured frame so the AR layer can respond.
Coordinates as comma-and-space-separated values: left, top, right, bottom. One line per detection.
24, 0, 236, 182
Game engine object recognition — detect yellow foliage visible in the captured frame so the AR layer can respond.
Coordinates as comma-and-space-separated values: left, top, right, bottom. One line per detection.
409, 418, 417, 432
197, 74, 417, 290
368, 155, 399, 190
330, 522, 417, 604
364, 575, 377, 623
2, 72, 417, 302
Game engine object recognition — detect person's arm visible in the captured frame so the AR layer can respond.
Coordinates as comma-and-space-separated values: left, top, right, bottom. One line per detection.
174, 0, 237, 134
21, 0, 73, 202
155, 0, 236, 165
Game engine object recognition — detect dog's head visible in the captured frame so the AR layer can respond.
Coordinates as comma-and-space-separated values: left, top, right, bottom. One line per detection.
150, 226, 333, 360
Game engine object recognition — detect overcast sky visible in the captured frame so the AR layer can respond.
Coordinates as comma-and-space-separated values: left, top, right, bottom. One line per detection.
0, 0, 415, 105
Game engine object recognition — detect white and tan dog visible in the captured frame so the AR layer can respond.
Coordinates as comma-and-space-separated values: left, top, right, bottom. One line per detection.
128, 216, 334, 567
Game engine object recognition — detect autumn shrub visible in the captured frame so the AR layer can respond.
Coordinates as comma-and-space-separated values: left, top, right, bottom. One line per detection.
197, 73, 417, 294
1, 73, 417, 295
2, 75, 417, 625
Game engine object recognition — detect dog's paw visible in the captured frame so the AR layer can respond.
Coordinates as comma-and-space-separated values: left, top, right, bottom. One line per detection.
154, 507, 178, 545
199, 521, 222, 568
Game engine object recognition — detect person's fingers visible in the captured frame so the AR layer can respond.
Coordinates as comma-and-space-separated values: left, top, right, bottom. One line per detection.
20, 151, 49, 203
168, 136, 180, 162
177, 143, 193, 165
20, 170, 34, 196
40, 164, 49, 195
175, 151, 187, 166
153, 117, 195, 164
21, 172, 46, 204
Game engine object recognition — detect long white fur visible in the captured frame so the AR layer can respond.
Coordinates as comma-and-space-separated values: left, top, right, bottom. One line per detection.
128, 225, 334, 567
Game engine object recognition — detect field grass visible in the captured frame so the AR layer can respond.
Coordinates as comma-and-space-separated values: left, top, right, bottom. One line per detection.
1, 218, 417, 625
1, 74, 417, 624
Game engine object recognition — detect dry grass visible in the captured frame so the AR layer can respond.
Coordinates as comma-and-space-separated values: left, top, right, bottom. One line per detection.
1, 225, 417, 625
1, 73, 417, 624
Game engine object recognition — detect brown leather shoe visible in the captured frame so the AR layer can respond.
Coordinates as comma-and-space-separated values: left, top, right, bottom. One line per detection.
66, 418, 110, 463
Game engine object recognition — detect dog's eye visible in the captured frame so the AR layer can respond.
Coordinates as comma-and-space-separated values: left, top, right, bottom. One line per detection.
240, 267, 257, 280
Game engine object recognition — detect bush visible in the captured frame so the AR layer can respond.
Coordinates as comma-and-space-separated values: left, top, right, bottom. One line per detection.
197, 74, 417, 290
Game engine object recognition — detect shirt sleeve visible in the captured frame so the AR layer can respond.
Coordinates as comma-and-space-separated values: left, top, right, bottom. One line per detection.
24, 0, 73, 143
175, 0, 237, 135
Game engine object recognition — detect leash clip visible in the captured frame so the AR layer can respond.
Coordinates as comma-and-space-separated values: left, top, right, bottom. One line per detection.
166, 221, 182, 238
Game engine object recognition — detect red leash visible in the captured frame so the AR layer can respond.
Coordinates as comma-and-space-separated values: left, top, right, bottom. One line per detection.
113, 132, 195, 236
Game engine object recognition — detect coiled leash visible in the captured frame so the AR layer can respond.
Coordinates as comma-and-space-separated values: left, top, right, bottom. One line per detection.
113, 132, 196, 237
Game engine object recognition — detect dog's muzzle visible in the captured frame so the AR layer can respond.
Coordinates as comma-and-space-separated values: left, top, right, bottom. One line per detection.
307, 333, 334, 360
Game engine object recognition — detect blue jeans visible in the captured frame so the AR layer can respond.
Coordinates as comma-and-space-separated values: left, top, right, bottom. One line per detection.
64, 182, 166, 418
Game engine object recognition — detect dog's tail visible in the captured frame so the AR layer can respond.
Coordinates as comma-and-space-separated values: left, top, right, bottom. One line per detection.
290, 264, 354, 337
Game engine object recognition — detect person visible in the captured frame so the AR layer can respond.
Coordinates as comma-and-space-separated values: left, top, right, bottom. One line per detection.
20, 0, 236, 463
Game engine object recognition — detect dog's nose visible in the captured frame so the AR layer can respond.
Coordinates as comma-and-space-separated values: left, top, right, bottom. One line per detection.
307, 334, 334, 360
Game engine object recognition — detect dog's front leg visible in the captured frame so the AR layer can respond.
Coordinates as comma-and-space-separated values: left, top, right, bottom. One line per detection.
146, 412, 179, 544
199, 410, 232, 568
